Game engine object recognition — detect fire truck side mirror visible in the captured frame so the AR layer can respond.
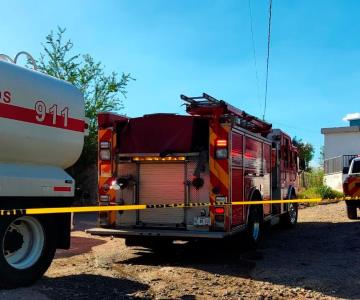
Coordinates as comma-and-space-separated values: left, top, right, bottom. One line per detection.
343, 167, 349, 174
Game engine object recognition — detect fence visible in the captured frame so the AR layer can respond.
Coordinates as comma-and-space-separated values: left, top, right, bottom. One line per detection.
324, 155, 357, 175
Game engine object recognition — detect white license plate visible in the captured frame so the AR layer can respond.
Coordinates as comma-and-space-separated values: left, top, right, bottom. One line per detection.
193, 216, 211, 226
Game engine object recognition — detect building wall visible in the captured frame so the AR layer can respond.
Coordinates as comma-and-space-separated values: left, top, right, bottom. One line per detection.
324, 132, 360, 159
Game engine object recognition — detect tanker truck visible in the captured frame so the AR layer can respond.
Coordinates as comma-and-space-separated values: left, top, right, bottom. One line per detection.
0, 54, 87, 288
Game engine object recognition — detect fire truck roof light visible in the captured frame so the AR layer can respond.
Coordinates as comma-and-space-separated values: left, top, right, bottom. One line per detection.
216, 139, 227, 147
133, 156, 186, 161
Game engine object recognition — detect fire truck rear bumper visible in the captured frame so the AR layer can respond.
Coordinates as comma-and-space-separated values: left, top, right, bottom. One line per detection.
85, 227, 245, 239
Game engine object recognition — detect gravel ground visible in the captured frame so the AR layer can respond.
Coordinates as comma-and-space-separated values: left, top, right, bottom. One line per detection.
1, 202, 360, 299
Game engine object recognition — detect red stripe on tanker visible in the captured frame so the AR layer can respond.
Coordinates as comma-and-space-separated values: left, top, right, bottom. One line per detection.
0, 102, 85, 132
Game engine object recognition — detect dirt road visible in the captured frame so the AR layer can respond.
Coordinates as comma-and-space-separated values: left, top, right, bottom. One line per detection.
1, 202, 359, 299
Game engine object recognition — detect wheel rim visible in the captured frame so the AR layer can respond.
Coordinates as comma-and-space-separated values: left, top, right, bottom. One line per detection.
3, 216, 45, 270
289, 203, 297, 224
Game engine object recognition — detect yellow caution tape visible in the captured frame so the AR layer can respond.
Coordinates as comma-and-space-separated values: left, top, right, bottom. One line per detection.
0, 197, 359, 216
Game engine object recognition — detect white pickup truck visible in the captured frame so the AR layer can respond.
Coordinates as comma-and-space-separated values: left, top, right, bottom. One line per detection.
343, 157, 360, 219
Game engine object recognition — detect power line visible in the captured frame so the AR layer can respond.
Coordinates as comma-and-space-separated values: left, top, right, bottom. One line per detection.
263, 0, 273, 121
247, 0, 261, 112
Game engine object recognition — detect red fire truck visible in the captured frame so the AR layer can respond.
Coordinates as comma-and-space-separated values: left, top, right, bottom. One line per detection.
88, 93, 299, 247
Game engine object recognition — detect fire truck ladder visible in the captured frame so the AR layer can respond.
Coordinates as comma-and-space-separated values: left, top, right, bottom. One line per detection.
180, 93, 272, 135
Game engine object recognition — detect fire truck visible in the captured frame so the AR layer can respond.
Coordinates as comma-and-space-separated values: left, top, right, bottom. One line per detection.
88, 93, 299, 248
0, 55, 87, 287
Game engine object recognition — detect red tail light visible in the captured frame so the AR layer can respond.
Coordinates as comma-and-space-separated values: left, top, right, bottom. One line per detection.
214, 207, 225, 214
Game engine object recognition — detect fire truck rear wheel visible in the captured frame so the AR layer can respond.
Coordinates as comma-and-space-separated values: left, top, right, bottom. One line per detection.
346, 202, 358, 220
0, 215, 56, 288
281, 202, 298, 228
245, 206, 262, 247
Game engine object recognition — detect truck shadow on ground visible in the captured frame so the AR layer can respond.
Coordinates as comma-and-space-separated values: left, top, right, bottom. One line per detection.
55, 236, 106, 258
37, 274, 149, 299
120, 221, 360, 299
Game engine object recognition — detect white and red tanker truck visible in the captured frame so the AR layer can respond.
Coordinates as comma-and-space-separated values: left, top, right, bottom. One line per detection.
0, 54, 87, 288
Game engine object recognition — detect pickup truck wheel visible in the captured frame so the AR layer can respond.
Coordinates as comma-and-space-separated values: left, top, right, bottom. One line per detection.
0, 215, 56, 288
346, 202, 358, 220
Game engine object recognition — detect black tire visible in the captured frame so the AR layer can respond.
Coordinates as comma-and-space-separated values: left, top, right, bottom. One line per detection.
280, 202, 298, 228
346, 202, 358, 220
245, 206, 262, 248
0, 215, 57, 288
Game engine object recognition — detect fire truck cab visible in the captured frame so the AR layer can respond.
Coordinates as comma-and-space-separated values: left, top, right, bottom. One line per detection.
88, 93, 299, 247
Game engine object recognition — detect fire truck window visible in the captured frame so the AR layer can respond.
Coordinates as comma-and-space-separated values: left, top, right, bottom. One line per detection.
352, 161, 360, 173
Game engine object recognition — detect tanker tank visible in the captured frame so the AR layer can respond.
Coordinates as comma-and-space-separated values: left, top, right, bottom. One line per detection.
0, 60, 86, 169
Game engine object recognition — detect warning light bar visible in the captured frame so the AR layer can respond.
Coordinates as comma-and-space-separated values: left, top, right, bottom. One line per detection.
132, 156, 186, 162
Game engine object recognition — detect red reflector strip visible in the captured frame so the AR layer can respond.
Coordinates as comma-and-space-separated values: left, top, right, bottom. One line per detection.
216, 139, 227, 147
53, 186, 72, 192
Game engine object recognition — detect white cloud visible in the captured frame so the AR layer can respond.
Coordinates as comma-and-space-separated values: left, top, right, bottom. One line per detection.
343, 112, 360, 121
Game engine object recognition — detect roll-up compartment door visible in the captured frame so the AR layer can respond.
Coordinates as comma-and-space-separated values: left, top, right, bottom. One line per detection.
139, 163, 185, 226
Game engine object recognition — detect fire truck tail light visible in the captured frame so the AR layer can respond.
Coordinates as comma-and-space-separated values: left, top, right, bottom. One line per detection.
216, 139, 227, 147
99, 149, 111, 160
214, 206, 225, 228
215, 139, 228, 159
100, 141, 111, 149
214, 207, 225, 214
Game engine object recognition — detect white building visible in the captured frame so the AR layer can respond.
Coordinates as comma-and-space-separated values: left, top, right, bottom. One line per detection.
321, 114, 360, 192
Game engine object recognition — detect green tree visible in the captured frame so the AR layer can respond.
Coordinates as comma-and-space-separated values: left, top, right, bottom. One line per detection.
292, 137, 314, 171
36, 27, 134, 174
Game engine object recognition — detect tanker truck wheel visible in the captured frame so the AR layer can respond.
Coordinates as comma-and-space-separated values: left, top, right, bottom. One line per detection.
0, 215, 56, 288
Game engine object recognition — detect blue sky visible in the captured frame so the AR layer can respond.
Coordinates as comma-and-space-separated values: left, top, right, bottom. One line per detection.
2, 0, 360, 164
